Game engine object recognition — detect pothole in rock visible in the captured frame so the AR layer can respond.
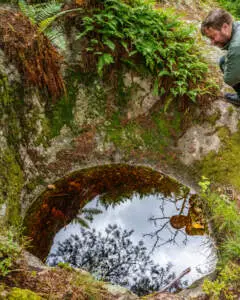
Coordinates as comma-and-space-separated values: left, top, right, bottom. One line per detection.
24, 164, 217, 296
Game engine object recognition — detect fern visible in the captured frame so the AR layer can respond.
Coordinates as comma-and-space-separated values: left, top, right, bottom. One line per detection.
34, 1, 62, 23
73, 207, 103, 228
18, 0, 83, 52
38, 8, 83, 32
18, 1, 82, 32
44, 26, 66, 51
19, 0, 214, 106
97, 53, 114, 76
18, 0, 37, 24
73, 217, 90, 229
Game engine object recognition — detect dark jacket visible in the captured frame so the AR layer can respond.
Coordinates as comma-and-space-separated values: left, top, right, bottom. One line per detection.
222, 21, 240, 86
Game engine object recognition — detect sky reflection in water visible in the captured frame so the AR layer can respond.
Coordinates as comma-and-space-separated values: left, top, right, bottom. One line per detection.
48, 192, 217, 287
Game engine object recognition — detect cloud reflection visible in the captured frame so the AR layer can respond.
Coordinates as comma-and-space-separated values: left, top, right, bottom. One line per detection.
49, 192, 217, 287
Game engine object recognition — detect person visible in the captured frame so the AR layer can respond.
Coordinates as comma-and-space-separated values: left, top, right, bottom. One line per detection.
201, 9, 240, 106
169, 195, 205, 236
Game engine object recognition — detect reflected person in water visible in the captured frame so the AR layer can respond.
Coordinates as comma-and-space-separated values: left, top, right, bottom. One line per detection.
201, 9, 240, 106
170, 196, 205, 235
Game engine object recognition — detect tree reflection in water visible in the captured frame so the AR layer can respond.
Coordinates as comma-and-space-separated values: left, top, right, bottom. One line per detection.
48, 224, 186, 296
48, 192, 216, 296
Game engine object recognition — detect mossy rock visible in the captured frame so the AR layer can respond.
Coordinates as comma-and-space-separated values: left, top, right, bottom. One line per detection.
7, 288, 42, 300
199, 125, 240, 190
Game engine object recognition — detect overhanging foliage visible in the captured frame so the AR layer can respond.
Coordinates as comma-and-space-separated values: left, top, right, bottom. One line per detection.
0, 8, 65, 100
18, 0, 217, 109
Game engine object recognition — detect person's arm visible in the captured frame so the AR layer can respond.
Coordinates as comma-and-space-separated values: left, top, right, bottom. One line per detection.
223, 45, 240, 86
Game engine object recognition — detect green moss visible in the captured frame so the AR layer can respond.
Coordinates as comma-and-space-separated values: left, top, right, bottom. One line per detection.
217, 126, 230, 141
0, 284, 6, 293
57, 262, 73, 271
142, 110, 181, 151
103, 108, 182, 157
197, 126, 240, 190
115, 71, 138, 109
0, 147, 24, 226
141, 292, 159, 299
47, 70, 108, 137
25, 176, 45, 192
207, 110, 221, 126
228, 105, 234, 117
46, 70, 80, 137
48, 93, 76, 137
7, 288, 42, 300
72, 271, 108, 299
0, 75, 14, 106
33, 116, 51, 148
2, 98, 22, 151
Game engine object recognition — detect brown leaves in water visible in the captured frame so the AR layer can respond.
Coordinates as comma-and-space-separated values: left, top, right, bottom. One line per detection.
24, 165, 183, 259
0, 9, 65, 101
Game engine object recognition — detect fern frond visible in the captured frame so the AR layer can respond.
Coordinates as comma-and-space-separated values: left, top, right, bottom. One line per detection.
82, 208, 103, 215
73, 217, 90, 229
34, 2, 62, 23
44, 25, 66, 51
18, 0, 36, 24
97, 53, 114, 76
39, 8, 83, 32
39, 15, 57, 32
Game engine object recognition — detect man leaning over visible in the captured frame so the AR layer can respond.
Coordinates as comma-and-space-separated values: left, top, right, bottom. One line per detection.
201, 8, 240, 106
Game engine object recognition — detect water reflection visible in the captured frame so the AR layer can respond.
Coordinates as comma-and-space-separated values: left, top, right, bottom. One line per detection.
48, 192, 216, 295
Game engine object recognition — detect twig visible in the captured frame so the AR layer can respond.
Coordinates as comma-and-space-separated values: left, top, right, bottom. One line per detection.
159, 267, 191, 292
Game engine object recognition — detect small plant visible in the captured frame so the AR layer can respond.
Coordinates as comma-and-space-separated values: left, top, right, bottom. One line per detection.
57, 262, 73, 271
199, 176, 240, 262
217, 0, 240, 19
203, 262, 240, 299
199, 176, 240, 299
0, 228, 23, 276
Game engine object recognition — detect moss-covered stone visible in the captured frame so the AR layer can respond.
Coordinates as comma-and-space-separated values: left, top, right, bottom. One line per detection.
103, 108, 182, 159
7, 288, 42, 300
227, 105, 234, 117
46, 70, 106, 138
206, 110, 221, 126
0, 75, 13, 106
0, 147, 24, 226
197, 125, 240, 190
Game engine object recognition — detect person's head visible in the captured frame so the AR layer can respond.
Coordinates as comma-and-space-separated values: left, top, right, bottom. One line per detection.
170, 215, 189, 229
201, 9, 233, 48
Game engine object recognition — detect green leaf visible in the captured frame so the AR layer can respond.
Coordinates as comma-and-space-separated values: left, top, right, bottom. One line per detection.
129, 50, 138, 57
39, 8, 83, 32
121, 41, 129, 52
97, 53, 114, 76
73, 217, 90, 229
160, 87, 165, 96
39, 15, 56, 32
158, 69, 170, 77
76, 26, 94, 40
153, 79, 159, 96
103, 39, 116, 51
163, 95, 173, 113
18, 0, 36, 24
